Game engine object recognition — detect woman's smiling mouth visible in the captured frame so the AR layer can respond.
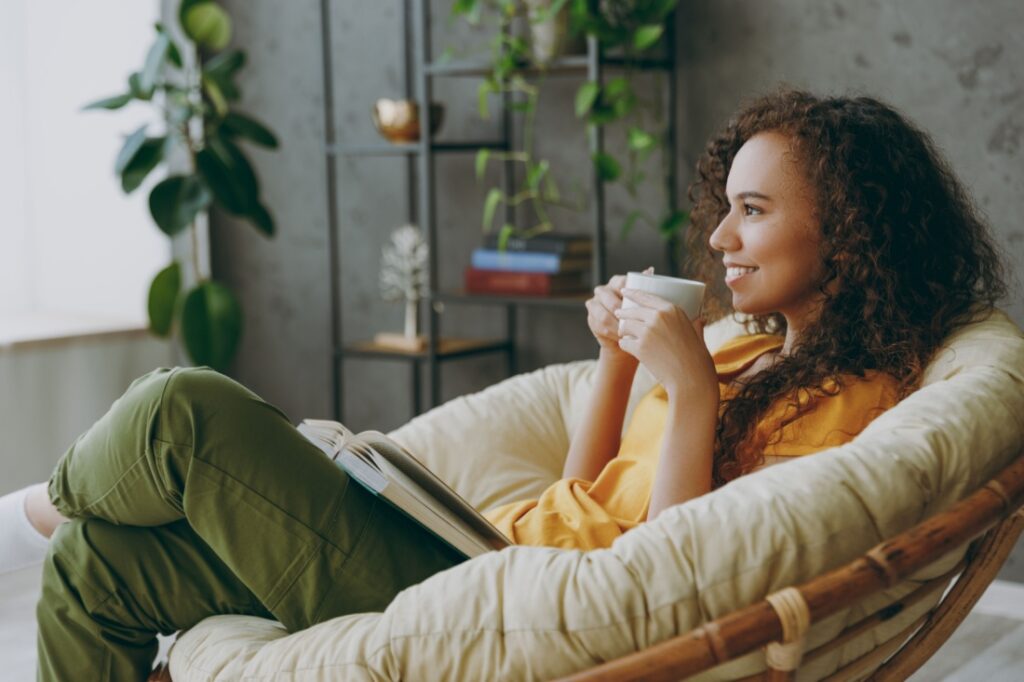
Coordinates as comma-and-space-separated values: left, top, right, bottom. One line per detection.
725, 265, 759, 285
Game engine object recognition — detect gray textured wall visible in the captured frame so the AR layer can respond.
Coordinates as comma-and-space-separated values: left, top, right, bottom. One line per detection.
212, 1, 1022, 576
212, 0, 668, 431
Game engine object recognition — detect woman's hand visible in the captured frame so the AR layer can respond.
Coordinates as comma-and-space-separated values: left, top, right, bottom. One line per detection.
585, 272, 640, 364
615, 288, 719, 402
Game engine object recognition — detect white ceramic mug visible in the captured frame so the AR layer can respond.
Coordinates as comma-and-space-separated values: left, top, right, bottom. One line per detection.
621, 272, 706, 320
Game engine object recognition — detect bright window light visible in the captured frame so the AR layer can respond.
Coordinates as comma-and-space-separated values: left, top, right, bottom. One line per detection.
0, 0, 168, 325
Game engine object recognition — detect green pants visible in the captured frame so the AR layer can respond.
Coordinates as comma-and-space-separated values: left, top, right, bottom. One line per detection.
37, 367, 464, 681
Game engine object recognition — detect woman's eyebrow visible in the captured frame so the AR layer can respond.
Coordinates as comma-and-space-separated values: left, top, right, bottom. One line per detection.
729, 190, 772, 202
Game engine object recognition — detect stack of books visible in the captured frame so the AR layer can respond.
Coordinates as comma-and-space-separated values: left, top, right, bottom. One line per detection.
464, 232, 593, 296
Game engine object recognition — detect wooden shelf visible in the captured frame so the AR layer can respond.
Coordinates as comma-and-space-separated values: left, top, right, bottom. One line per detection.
328, 140, 509, 157
339, 337, 512, 361
433, 290, 590, 308
424, 54, 672, 78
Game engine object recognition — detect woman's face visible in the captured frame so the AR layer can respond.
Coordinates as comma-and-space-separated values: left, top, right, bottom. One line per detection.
708, 131, 826, 325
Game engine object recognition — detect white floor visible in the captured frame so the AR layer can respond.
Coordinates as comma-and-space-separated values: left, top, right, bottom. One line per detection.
3, 563, 1023, 681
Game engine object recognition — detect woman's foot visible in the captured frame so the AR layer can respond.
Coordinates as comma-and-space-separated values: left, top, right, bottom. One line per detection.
0, 484, 54, 575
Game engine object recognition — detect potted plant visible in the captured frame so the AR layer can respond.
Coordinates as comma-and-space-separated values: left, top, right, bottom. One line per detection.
453, 0, 686, 253
84, 0, 279, 372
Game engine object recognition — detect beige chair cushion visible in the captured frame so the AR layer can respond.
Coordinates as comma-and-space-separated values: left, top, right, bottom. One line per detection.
169, 311, 1024, 681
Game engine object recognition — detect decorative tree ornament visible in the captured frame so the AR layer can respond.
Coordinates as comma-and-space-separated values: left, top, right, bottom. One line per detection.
375, 224, 429, 351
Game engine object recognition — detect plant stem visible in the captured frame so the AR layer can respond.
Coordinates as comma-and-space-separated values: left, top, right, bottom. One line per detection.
190, 220, 203, 283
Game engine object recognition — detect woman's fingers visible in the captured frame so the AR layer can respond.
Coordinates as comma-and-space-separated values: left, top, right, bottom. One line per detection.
620, 288, 674, 312
586, 297, 619, 337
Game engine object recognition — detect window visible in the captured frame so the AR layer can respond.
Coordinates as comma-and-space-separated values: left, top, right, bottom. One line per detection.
0, 0, 167, 332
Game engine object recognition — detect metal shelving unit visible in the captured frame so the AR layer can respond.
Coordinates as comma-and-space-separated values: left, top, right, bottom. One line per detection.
321, 0, 678, 422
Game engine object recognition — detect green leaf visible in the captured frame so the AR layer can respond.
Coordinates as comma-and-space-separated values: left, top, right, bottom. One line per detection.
248, 202, 275, 237
114, 125, 148, 176
139, 31, 170, 93
203, 49, 245, 78
451, 0, 479, 18
620, 210, 645, 239
574, 81, 600, 118
196, 137, 258, 215
633, 24, 664, 51
121, 136, 167, 193
202, 49, 244, 101
159, 22, 184, 68
482, 188, 503, 232
82, 93, 133, 111
178, 0, 206, 32
593, 152, 621, 182
475, 148, 490, 181
604, 76, 629, 100
477, 80, 493, 120
202, 76, 229, 118
148, 262, 181, 337
183, 2, 232, 50
180, 280, 243, 372
659, 209, 690, 238
496, 224, 515, 251
128, 72, 154, 100
221, 111, 278, 148
148, 175, 212, 236
526, 160, 549, 192
627, 127, 656, 153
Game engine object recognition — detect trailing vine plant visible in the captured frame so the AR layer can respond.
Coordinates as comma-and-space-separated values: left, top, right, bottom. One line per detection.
452, 0, 686, 252
452, 0, 581, 249
84, 0, 279, 372
571, 0, 687, 245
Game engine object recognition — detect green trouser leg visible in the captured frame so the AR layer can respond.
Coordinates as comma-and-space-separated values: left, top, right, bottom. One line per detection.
37, 367, 464, 682
37, 518, 274, 680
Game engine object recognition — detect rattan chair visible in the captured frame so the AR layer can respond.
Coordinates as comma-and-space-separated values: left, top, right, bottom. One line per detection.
149, 450, 1022, 682
557, 449, 1024, 682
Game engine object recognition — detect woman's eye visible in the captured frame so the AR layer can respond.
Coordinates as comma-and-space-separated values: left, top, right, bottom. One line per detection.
743, 203, 763, 216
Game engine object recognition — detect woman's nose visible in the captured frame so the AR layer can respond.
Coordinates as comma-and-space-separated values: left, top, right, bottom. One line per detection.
708, 212, 739, 253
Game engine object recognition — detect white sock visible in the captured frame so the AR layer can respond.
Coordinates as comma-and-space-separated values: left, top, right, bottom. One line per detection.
0, 485, 51, 576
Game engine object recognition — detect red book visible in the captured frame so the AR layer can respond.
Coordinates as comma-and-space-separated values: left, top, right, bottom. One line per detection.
464, 267, 589, 296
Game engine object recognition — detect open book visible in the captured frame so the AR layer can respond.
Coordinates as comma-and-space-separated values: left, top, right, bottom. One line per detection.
297, 419, 511, 559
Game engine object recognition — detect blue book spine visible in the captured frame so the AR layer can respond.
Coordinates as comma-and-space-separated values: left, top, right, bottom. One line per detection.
471, 249, 562, 273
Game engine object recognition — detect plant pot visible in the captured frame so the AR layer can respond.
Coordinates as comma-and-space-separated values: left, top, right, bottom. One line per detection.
372, 99, 444, 144
524, 0, 585, 65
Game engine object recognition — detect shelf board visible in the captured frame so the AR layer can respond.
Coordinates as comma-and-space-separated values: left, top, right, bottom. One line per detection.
329, 140, 509, 157
433, 290, 590, 308
340, 337, 512, 361
424, 54, 672, 78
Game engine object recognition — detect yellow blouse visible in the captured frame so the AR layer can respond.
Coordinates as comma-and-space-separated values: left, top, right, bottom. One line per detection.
483, 334, 901, 550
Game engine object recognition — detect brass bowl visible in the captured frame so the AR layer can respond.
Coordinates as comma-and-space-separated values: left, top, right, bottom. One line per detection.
372, 99, 444, 144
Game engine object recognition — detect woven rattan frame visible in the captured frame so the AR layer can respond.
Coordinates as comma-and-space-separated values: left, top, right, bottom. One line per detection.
149, 451, 1023, 682
557, 450, 1024, 682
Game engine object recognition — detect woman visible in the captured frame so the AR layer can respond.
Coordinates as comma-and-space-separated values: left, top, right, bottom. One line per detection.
1, 88, 1007, 680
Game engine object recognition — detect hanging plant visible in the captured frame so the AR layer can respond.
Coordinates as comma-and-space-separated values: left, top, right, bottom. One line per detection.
453, 0, 583, 249
570, 0, 687, 242
453, 0, 686, 249
84, 0, 279, 372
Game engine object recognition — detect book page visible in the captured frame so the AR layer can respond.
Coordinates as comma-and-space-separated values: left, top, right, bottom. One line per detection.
297, 420, 511, 553
359, 432, 510, 551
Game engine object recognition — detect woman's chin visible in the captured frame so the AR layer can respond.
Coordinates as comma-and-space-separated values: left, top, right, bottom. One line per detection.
731, 296, 773, 318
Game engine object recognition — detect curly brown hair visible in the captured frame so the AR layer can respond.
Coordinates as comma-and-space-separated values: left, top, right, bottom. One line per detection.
685, 88, 1009, 486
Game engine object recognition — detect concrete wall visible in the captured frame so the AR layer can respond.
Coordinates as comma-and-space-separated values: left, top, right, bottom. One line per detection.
212, 0, 667, 432
0, 332, 174, 496
212, 1, 1023, 578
